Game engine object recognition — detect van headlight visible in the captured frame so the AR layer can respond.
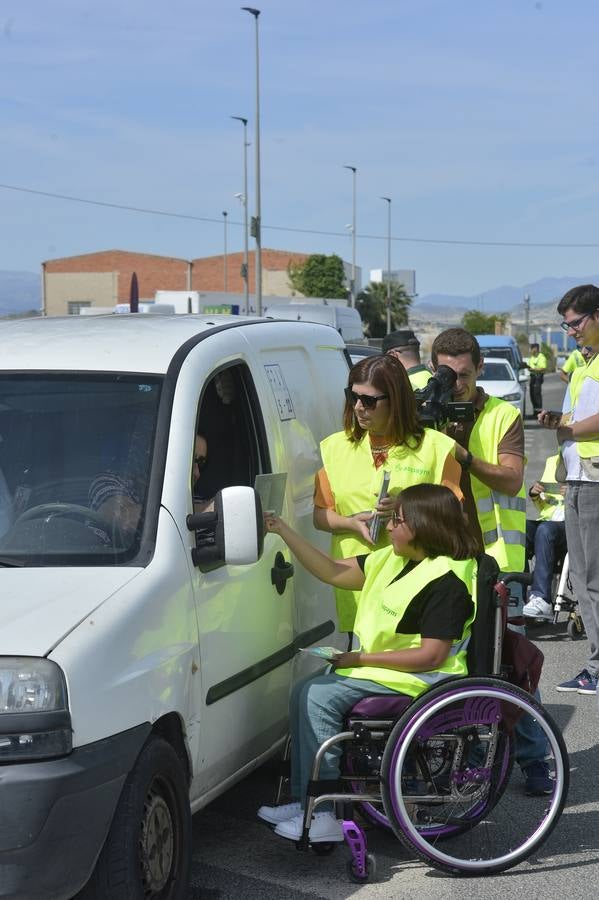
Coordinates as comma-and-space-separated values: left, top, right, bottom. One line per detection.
503, 392, 521, 401
0, 658, 72, 761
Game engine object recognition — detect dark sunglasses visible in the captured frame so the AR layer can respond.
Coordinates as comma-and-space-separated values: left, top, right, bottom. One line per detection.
391, 510, 406, 527
345, 387, 389, 410
194, 455, 207, 470
560, 311, 595, 332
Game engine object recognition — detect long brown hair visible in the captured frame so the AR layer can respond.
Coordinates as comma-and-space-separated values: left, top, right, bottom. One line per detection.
397, 484, 479, 560
343, 355, 424, 447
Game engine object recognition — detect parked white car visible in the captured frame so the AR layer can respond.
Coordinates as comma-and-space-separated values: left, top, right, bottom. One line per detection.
477, 357, 524, 416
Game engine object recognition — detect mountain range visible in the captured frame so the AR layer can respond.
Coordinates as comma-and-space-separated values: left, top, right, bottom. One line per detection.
415, 274, 599, 317
0, 271, 41, 316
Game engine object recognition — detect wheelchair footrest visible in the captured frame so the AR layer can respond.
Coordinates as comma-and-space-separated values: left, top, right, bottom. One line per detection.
306, 778, 344, 797
342, 820, 368, 878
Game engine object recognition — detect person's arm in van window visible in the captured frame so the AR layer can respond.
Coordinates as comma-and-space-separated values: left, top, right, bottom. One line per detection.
265, 513, 365, 590
313, 467, 374, 543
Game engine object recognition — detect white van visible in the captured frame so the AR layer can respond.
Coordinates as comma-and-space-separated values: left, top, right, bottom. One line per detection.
266, 303, 366, 344
0, 314, 348, 900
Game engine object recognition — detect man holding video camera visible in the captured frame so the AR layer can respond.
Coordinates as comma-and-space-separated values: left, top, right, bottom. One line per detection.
430, 327, 552, 796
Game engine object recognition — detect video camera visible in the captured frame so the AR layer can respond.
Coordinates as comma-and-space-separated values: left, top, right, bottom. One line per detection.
413, 365, 475, 430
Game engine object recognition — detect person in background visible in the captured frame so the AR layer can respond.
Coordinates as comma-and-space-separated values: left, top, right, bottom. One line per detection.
526, 343, 548, 416
193, 433, 214, 513
522, 454, 567, 622
431, 327, 552, 796
258, 484, 479, 844
382, 329, 432, 390
559, 346, 585, 385
313, 354, 462, 639
539, 284, 599, 696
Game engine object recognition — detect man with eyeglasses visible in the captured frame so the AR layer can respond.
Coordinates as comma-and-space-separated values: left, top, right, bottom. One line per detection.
539, 284, 599, 697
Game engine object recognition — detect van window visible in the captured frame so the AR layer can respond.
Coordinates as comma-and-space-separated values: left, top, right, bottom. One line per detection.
193, 363, 270, 506
0, 374, 162, 566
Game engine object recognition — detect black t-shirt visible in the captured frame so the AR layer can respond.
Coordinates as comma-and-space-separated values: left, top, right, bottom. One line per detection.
356, 556, 473, 641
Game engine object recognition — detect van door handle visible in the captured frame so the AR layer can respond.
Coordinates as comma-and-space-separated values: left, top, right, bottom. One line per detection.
271, 551, 294, 595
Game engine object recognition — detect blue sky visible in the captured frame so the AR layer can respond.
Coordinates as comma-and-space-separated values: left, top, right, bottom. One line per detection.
2, 0, 599, 298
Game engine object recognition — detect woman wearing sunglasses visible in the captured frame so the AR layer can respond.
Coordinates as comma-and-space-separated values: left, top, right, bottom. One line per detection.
258, 483, 479, 843
314, 354, 462, 635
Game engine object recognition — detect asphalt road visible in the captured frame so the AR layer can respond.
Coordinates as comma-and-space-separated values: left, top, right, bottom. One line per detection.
187, 374, 599, 900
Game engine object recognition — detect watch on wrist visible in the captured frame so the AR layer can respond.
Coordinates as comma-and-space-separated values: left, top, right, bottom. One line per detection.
461, 450, 473, 470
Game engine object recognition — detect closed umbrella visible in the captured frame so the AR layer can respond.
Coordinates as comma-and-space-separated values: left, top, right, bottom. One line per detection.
129, 272, 139, 314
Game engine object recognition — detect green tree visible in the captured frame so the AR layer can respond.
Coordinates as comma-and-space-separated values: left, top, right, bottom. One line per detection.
356, 281, 412, 338
287, 253, 348, 299
461, 310, 507, 334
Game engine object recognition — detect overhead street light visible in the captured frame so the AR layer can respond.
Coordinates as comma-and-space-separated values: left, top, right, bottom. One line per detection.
380, 196, 391, 334
231, 115, 250, 315
343, 165, 357, 308
241, 7, 262, 315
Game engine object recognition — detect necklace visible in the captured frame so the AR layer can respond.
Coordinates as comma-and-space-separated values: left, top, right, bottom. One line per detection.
371, 443, 392, 468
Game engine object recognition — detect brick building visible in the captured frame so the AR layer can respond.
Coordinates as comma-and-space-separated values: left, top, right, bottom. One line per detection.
42, 248, 360, 316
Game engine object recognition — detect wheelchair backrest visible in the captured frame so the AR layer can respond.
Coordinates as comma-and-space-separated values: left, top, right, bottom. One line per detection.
466, 553, 501, 677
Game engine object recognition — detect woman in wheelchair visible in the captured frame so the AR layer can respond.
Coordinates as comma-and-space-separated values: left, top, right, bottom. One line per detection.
258, 483, 479, 843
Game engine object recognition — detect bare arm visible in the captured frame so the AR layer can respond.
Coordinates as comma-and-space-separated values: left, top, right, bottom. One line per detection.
559, 370, 569, 384
266, 514, 366, 591
557, 411, 599, 443
454, 445, 524, 495
332, 638, 453, 672
313, 505, 374, 545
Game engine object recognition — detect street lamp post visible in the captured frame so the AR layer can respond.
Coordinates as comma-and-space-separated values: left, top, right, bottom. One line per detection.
242, 7, 262, 315
343, 165, 357, 308
381, 196, 392, 334
222, 210, 228, 291
231, 116, 250, 315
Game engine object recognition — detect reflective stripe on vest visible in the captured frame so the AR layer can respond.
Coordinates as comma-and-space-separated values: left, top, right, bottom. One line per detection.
468, 396, 526, 572
319, 428, 457, 630
335, 550, 477, 697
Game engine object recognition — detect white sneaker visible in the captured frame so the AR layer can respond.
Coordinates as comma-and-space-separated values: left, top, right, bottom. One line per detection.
523, 594, 553, 620
257, 801, 302, 826
274, 810, 344, 843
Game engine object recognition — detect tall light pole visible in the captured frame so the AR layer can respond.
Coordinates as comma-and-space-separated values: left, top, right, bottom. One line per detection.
343, 165, 357, 307
222, 210, 228, 291
231, 115, 250, 315
242, 7, 262, 315
381, 196, 392, 334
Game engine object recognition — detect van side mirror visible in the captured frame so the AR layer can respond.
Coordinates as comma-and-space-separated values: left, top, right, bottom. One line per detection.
187, 486, 264, 570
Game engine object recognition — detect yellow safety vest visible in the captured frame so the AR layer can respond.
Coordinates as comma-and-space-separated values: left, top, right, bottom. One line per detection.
536, 455, 564, 522
407, 366, 432, 391
573, 353, 599, 459
468, 396, 526, 572
562, 349, 585, 376
336, 549, 477, 696
320, 428, 457, 631
528, 353, 547, 372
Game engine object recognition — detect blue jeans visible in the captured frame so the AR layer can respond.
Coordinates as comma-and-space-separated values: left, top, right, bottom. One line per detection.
288, 672, 398, 808
526, 519, 567, 601
505, 581, 549, 768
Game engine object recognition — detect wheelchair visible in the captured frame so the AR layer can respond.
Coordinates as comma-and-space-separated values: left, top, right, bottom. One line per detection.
274, 559, 569, 881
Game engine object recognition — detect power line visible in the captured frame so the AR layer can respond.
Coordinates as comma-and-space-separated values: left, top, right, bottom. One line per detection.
2, 181, 599, 249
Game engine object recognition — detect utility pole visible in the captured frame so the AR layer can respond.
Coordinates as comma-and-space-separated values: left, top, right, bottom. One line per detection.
381, 197, 392, 334
523, 293, 530, 340
343, 165, 357, 307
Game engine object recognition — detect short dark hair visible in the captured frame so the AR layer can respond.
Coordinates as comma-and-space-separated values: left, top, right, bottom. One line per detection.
397, 484, 479, 560
530, 343, 539, 351
343, 354, 424, 447
431, 327, 481, 368
557, 284, 599, 316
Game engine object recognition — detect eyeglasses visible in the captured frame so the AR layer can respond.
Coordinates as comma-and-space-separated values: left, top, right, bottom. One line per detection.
194, 455, 207, 470
391, 511, 406, 527
560, 311, 594, 332
345, 387, 389, 410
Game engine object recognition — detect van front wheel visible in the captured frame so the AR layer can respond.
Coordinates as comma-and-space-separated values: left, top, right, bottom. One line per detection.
78, 736, 191, 900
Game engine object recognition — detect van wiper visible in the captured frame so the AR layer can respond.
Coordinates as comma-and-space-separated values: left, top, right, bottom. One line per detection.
0, 557, 25, 567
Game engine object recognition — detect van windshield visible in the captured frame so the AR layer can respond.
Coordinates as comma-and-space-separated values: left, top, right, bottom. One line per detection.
0, 374, 162, 566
